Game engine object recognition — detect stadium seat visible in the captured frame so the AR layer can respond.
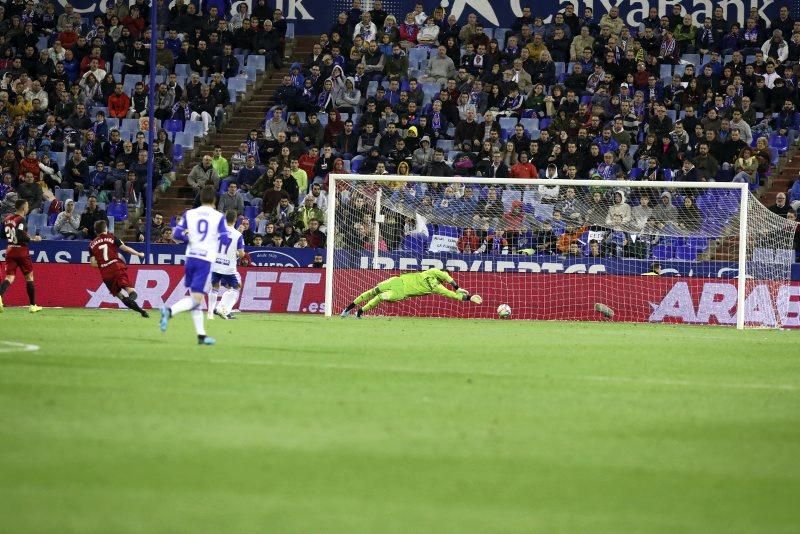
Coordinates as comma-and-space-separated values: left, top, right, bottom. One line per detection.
246, 54, 266, 71
175, 132, 194, 149
172, 144, 183, 163
108, 200, 128, 221
682, 54, 701, 66
228, 76, 247, 93
164, 119, 183, 138
519, 118, 538, 132
675, 245, 698, 261
286, 23, 295, 40
652, 245, 674, 260
438, 140, 454, 152
408, 47, 428, 66
56, 189, 74, 203
184, 120, 205, 138
499, 117, 517, 131
53, 151, 67, 169
769, 133, 789, 155
174, 63, 191, 77
534, 204, 553, 220
659, 64, 672, 79
107, 216, 115, 234
244, 205, 259, 220
244, 65, 258, 83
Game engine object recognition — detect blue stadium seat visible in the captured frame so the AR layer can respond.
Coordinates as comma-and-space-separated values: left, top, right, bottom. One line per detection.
175, 132, 194, 149
408, 47, 428, 66
107, 216, 115, 234
56, 189, 74, 203
228, 76, 247, 93
244, 65, 257, 83
652, 245, 674, 260
53, 151, 67, 168
164, 119, 183, 139
246, 55, 266, 71
184, 120, 205, 138
174, 64, 191, 77
286, 23, 295, 40
519, 118, 538, 132
660, 64, 672, 79
499, 117, 517, 131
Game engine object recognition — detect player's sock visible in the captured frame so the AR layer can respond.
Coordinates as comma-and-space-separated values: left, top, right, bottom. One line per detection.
343, 302, 356, 313
26, 281, 35, 305
121, 295, 147, 316
191, 309, 206, 336
0, 280, 10, 296
219, 289, 239, 314
207, 289, 219, 319
170, 296, 195, 317
356, 308, 363, 318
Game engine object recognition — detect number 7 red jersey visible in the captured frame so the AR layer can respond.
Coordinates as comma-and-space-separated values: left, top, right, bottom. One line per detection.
88, 232, 124, 272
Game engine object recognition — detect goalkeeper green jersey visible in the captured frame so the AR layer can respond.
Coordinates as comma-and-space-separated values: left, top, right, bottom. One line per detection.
398, 268, 455, 297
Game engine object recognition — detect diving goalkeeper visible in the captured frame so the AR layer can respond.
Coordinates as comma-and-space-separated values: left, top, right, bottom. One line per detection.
340, 268, 483, 318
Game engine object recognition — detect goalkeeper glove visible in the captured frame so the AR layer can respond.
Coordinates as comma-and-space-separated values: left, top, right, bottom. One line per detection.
470, 294, 483, 304
456, 288, 469, 296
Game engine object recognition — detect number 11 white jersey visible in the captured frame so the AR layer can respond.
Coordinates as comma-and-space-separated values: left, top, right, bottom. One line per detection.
213, 226, 244, 275
178, 206, 228, 263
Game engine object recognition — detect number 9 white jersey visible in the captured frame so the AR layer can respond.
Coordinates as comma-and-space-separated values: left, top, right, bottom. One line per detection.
177, 206, 228, 263
213, 226, 244, 275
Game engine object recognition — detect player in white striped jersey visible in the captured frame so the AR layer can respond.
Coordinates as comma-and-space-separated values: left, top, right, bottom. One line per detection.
160, 186, 230, 345
208, 210, 245, 320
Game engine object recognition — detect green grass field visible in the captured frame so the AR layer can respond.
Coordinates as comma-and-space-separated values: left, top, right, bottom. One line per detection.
1, 308, 799, 532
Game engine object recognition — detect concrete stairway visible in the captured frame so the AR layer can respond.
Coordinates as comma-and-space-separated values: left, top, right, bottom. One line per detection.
126, 36, 317, 239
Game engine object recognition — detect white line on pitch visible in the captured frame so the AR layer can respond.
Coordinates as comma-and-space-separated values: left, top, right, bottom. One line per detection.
0, 341, 41, 353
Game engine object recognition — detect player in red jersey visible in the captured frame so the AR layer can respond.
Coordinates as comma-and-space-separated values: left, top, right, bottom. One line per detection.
0, 199, 42, 313
88, 220, 149, 318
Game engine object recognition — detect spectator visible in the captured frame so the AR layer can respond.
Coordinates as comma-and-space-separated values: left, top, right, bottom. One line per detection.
769, 193, 792, 217
210, 145, 229, 179
304, 218, 326, 248
156, 226, 180, 244
16, 172, 42, 213
78, 195, 108, 239
54, 199, 82, 239
187, 154, 220, 192
218, 182, 244, 217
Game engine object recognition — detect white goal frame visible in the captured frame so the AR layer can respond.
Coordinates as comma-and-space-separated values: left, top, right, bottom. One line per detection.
325, 175, 750, 329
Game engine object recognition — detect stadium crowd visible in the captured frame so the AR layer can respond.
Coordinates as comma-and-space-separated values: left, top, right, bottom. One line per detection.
240, 0, 799, 258
0, 0, 798, 260
0, 0, 290, 246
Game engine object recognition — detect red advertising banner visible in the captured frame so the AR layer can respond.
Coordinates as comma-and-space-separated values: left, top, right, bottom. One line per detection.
2, 264, 799, 327
332, 270, 800, 328
0, 264, 327, 314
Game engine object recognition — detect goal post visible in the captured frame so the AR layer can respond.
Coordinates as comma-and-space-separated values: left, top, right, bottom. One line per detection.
325, 174, 798, 329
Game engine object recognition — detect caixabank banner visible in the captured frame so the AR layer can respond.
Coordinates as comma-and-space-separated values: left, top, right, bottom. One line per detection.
54, 0, 785, 36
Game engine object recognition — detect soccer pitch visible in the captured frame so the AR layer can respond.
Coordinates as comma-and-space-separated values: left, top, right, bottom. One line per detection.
1, 309, 799, 532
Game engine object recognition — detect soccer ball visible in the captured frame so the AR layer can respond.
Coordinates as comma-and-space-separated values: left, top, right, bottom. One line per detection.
497, 304, 512, 318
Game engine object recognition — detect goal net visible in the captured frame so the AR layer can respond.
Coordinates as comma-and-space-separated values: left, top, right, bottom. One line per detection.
325, 175, 799, 329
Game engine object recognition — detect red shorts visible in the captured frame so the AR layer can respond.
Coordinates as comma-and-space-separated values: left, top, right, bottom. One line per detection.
4, 248, 33, 276
101, 264, 132, 296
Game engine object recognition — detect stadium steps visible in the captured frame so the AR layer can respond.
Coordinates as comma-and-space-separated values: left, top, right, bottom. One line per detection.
760, 144, 799, 205
124, 37, 317, 240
